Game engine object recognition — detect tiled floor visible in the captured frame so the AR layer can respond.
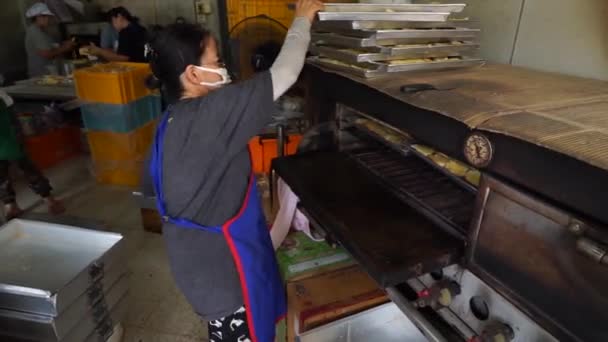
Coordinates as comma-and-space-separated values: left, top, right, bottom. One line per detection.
11, 157, 209, 342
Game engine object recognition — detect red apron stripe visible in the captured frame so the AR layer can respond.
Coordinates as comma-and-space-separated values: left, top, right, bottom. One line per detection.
222, 174, 259, 342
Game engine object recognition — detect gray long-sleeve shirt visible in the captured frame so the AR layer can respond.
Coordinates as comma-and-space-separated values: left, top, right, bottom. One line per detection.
157, 17, 311, 320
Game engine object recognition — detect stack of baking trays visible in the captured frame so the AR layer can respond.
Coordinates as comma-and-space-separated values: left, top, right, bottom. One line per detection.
0, 219, 129, 342
308, 2, 484, 77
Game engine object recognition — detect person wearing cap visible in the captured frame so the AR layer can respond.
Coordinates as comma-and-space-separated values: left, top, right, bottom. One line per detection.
25, 2, 76, 77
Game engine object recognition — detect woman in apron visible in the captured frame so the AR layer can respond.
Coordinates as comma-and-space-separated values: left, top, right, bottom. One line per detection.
146, 1, 324, 341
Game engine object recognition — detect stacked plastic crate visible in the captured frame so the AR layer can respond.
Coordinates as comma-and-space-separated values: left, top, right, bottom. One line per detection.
74, 63, 161, 187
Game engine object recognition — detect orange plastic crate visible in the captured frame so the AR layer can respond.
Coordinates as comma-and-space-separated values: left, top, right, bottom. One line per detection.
248, 134, 301, 174
93, 160, 144, 187
24, 126, 81, 170
74, 62, 152, 104
87, 120, 156, 162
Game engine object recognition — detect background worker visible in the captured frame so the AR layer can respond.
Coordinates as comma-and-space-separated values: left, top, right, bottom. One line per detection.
87, 7, 148, 62
25, 2, 76, 77
0, 91, 65, 221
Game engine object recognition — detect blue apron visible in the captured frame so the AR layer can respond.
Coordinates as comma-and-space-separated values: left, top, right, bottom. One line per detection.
150, 111, 286, 342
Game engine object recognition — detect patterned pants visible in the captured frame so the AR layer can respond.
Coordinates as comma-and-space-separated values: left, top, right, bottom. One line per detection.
208, 306, 251, 342
0, 158, 52, 204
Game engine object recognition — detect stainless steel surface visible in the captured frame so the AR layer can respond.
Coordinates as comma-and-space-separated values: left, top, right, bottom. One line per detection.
80, 295, 129, 342
323, 3, 466, 14
298, 302, 428, 342
318, 12, 450, 22
0, 79, 76, 101
467, 176, 608, 341
0, 219, 125, 316
311, 43, 480, 63
372, 28, 479, 40
308, 56, 485, 78
312, 32, 467, 48
316, 27, 479, 40
315, 19, 474, 31
384, 59, 484, 73
277, 125, 286, 158
410, 265, 558, 342
0, 275, 129, 342
576, 237, 608, 265
386, 287, 447, 342
387, 42, 479, 57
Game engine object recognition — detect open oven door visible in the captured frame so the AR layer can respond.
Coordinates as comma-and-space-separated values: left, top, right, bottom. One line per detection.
272, 151, 464, 288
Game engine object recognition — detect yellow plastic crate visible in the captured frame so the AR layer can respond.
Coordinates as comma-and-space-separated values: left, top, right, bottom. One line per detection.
93, 160, 144, 187
227, 0, 354, 29
87, 120, 156, 162
74, 62, 152, 104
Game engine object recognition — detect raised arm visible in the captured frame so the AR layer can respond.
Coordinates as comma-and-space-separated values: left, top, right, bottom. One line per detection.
270, 0, 324, 100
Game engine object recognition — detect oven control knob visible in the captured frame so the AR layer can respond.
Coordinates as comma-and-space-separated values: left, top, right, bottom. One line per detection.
416, 280, 461, 309
472, 322, 515, 342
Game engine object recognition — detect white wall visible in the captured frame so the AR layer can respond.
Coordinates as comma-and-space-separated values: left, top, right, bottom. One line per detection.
512, 0, 608, 80
460, 0, 608, 80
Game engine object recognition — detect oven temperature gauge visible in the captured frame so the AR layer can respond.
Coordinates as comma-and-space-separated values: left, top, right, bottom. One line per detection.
464, 133, 493, 168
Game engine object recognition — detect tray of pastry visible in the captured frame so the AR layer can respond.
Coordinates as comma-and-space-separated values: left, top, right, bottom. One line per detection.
317, 11, 451, 22
331, 27, 480, 40
312, 32, 478, 48
315, 19, 474, 31
307, 56, 485, 78
322, 3, 466, 14
310, 42, 480, 63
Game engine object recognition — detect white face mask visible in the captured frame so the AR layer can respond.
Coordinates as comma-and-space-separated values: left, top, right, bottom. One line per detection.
194, 65, 231, 87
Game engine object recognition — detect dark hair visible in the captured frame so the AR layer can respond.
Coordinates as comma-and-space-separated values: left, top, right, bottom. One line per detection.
107, 7, 139, 24
147, 24, 212, 103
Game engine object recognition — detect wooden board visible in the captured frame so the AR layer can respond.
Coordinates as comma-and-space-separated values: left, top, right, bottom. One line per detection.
286, 266, 388, 342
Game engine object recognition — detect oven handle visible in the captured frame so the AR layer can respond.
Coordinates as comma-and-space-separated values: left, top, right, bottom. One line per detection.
386, 287, 449, 342
576, 237, 608, 266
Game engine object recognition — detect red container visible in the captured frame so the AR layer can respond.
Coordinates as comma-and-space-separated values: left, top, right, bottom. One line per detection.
248, 134, 302, 174
24, 126, 82, 169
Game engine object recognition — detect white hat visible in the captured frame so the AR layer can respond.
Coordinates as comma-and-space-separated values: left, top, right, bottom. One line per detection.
26, 3, 55, 18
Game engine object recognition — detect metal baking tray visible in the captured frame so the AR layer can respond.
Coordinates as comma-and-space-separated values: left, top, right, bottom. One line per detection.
3, 293, 129, 342
350, 28, 479, 40
315, 19, 474, 31
312, 32, 476, 48
323, 3, 466, 14
0, 275, 128, 342
0, 219, 126, 316
318, 11, 450, 22
299, 302, 427, 342
311, 43, 480, 63
308, 56, 485, 78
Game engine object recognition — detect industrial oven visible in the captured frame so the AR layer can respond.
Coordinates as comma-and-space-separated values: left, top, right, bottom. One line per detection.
273, 63, 608, 341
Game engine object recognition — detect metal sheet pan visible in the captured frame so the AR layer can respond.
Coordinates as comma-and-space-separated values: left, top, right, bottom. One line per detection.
311, 43, 480, 63
308, 56, 485, 78
4, 294, 129, 342
323, 3, 466, 14
0, 219, 126, 316
315, 19, 474, 31
318, 12, 450, 22
0, 275, 129, 342
316, 27, 479, 39
312, 32, 474, 48
299, 302, 427, 341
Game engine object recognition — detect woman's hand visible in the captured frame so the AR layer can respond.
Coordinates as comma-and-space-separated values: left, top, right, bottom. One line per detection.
87, 43, 102, 56
295, 0, 325, 23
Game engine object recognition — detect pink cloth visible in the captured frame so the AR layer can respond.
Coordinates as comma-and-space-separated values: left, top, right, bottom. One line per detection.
270, 178, 324, 250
